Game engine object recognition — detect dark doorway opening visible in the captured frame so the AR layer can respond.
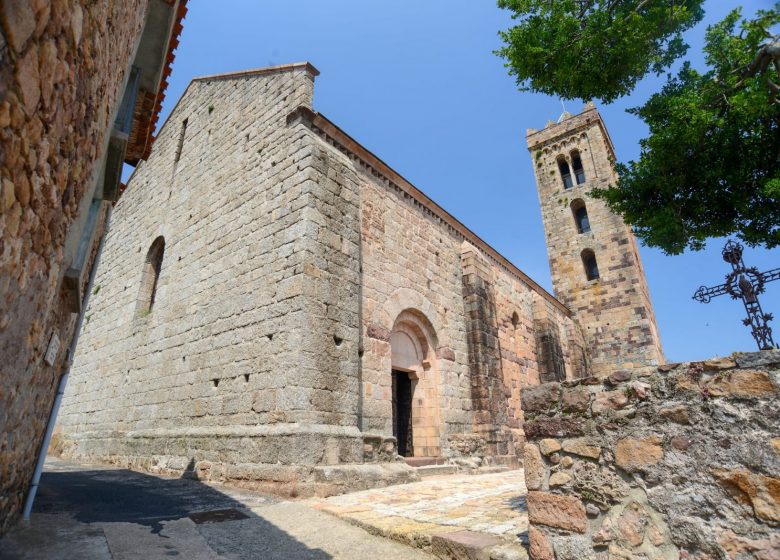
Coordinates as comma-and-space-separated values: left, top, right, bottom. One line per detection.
392, 370, 414, 457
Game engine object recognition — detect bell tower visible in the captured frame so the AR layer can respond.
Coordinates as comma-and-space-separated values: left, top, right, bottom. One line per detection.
526, 103, 664, 376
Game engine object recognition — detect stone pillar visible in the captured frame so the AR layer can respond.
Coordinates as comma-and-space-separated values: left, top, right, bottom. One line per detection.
523, 349, 780, 559
460, 243, 516, 464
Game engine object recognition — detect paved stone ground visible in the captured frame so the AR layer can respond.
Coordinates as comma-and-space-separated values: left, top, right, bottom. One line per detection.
0, 458, 433, 560
308, 470, 528, 559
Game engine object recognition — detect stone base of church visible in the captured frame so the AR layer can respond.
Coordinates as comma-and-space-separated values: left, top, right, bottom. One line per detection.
50, 424, 420, 498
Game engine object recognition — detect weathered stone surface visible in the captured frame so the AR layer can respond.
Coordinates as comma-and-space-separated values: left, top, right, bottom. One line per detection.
712, 468, 780, 524
670, 436, 690, 451
538, 439, 560, 456
617, 502, 648, 547
524, 418, 584, 439
717, 530, 780, 559
592, 516, 615, 544
431, 530, 503, 560
521, 383, 561, 413
549, 472, 572, 487
524, 444, 544, 491
527, 491, 587, 533
15, 44, 41, 116
550, 536, 596, 560
0, 1, 36, 53
528, 526, 553, 560
614, 437, 663, 472
592, 390, 629, 415
705, 370, 777, 399
562, 388, 590, 413
734, 349, 780, 368
561, 438, 600, 459
658, 404, 690, 425
701, 357, 737, 370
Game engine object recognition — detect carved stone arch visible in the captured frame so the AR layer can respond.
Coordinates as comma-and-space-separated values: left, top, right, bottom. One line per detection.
389, 307, 442, 458
380, 287, 440, 340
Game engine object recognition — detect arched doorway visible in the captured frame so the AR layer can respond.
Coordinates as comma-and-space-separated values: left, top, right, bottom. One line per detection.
390, 310, 441, 458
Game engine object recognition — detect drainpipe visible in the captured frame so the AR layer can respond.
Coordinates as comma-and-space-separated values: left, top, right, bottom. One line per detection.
22, 204, 113, 521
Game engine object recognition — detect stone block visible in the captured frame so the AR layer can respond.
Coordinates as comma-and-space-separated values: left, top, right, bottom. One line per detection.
524, 444, 544, 491
524, 418, 584, 439
712, 468, 780, 524
658, 404, 690, 425
430, 530, 503, 560
538, 439, 560, 456
528, 526, 553, 560
592, 390, 628, 415
561, 388, 590, 413
521, 383, 561, 414
617, 501, 648, 547
561, 438, 600, 459
527, 491, 587, 533
614, 436, 663, 472
704, 369, 777, 399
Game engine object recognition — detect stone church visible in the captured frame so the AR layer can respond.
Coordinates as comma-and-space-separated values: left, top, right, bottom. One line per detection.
54, 62, 663, 495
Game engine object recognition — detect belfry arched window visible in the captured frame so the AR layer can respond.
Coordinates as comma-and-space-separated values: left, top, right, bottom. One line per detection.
571, 199, 591, 234
558, 158, 573, 189
571, 151, 586, 185
581, 249, 599, 281
136, 236, 165, 315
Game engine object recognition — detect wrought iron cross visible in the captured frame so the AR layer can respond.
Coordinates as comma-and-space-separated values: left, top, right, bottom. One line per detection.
693, 240, 780, 351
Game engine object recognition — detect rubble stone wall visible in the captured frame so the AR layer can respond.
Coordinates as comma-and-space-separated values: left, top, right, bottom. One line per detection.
0, 0, 148, 532
523, 350, 780, 560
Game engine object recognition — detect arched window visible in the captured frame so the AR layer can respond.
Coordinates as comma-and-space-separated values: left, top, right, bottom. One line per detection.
558, 158, 573, 189
570, 199, 591, 234
136, 236, 165, 315
571, 151, 586, 185
581, 249, 599, 281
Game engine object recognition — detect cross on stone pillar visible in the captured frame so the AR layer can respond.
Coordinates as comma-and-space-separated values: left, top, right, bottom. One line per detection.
693, 240, 780, 350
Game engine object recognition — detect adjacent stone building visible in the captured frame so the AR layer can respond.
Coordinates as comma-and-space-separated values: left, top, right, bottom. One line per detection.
0, 0, 187, 533
54, 63, 662, 495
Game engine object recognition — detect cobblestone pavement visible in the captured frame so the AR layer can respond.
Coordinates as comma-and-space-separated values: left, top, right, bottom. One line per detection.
0, 457, 433, 560
309, 470, 528, 558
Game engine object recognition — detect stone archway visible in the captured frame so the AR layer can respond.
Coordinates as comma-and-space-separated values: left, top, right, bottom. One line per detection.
390, 309, 441, 458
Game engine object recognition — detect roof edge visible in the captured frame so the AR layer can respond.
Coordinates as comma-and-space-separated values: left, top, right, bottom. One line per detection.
193, 62, 320, 83
287, 105, 571, 317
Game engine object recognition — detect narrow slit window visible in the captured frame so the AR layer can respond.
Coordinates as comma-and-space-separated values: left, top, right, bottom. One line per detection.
558, 158, 573, 189
572, 152, 586, 184
571, 200, 591, 234
136, 236, 165, 315
174, 118, 188, 167
581, 249, 599, 281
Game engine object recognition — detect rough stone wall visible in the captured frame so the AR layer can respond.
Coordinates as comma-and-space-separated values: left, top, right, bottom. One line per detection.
523, 350, 780, 560
0, 0, 149, 532
55, 65, 399, 496
527, 103, 664, 377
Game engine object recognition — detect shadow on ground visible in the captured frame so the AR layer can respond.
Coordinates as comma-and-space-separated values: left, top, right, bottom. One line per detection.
0, 460, 331, 560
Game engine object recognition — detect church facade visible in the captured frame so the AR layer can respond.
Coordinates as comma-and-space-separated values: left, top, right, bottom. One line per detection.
54, 63, 662, 495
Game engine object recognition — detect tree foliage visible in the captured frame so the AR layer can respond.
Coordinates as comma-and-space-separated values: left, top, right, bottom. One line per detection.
498, 2, 780, 254
496, 0, 706, 103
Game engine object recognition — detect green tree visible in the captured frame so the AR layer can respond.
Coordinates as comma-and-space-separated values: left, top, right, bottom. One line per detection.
497, 1, 780, 254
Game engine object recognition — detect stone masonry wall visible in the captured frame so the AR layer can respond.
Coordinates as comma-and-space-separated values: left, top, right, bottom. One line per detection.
523, 349, 780, 560
0, 0, 148, 532
527, 104, 664, 377
54, 65, 403, 497
302, 109, 586, 464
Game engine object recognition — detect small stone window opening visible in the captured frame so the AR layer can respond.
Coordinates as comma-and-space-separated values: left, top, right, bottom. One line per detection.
581, 249, 600, 281
558, 158, 573, 189
511, 311, 520, 328
136, 236, 165, 316
571, 200, 591, 234
173, 118, 188, 168
571, 151, 586, 185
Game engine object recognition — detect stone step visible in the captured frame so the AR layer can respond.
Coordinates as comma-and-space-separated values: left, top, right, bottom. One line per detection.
414, 464, 459, 477
404, 456, 448, 468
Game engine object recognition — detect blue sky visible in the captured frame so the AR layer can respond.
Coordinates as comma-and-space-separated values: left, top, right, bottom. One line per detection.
153, 0, 778, 362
